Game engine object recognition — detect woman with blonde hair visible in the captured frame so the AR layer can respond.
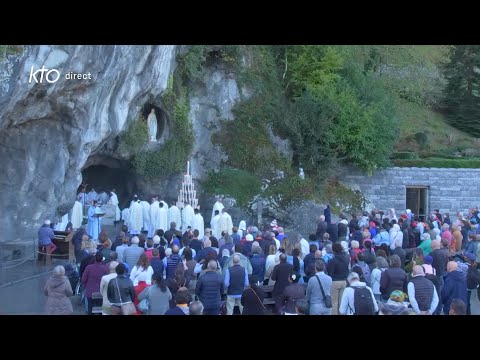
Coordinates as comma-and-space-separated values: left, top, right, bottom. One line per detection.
44, 265, 73, 315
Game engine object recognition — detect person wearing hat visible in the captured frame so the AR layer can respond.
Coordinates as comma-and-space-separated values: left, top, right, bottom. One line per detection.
465, 252, 479, 315
378, 290, 412, 315
38, 219, 57, 259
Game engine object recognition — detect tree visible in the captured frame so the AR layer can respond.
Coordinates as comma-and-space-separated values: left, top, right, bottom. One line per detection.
442, 45, 480, 136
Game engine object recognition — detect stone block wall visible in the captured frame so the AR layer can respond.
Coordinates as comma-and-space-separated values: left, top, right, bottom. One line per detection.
341, 167, 480, 215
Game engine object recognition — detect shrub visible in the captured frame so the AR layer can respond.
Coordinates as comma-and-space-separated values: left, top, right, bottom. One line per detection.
202, 168, 262, 209
391, 151, 420, 160
118, 116, 149, 155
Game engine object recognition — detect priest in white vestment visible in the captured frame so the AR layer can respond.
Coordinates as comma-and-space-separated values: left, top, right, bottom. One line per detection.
71, 200, 83, 229
159, 201, 168, 232
182, 204, 195, 232
140, 199, 151, 233
149, 198, 160, 238
121, 207, 130, 228
210, 210, 221, 239
192, 208, 205, 239
211, 199, 224, 224
168, 201, 182, 230
129, 197, 143, 235
218, 208, 233, 236
87, 200, 101, 240
109, 189, 121, 224
87, 189, 98, 203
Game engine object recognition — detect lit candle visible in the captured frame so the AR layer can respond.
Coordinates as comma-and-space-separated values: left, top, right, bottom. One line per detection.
187, 161, 190, 175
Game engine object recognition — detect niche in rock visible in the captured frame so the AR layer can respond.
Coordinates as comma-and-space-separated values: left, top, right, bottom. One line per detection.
80, 155, 139, 209
142, 103, 170, 143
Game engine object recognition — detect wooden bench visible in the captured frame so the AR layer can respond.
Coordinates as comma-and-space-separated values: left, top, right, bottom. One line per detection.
258, 285, 275, 308
91, 292, 103, 315
92, 307, 103, 315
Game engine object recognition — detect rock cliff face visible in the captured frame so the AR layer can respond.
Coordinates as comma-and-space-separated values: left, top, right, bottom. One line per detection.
1, 45, 313, 244
0, 45, 177, 242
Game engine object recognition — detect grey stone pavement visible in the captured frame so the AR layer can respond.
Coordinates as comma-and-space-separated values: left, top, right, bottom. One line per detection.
1, 224, 479, 315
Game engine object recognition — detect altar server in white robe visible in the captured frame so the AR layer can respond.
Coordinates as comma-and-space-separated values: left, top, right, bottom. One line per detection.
129, 196, 143, 235
140, 199, 151, 233
159, 201, 168, 232
71, 200, 83, 230
218, 208, 233, 236
192, 208, 205, 239
121, 207, 130, 228
210, 210, 221, 239
109, 189, 121, 225
182, 203, 195, 232
211, 199, 224, 224
149, 197, 160, 238
168, 201, 182, 231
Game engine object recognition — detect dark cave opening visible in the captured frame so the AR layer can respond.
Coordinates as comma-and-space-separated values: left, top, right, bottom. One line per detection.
142, 103, 169, 142
79, 155, 138, 209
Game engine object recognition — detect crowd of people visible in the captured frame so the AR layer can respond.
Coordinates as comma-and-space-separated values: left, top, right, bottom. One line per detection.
43, 204, 480, 315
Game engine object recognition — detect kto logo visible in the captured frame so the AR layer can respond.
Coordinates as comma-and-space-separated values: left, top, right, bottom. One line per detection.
28, 65, 60, 84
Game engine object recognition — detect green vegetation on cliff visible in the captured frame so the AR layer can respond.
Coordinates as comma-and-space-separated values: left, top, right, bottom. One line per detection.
206, 45, 480, 212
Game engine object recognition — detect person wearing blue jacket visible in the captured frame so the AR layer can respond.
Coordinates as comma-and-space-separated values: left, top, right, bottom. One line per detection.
441, 261, 468, 315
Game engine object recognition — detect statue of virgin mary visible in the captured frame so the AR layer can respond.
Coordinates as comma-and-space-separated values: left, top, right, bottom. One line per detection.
147, 108, 157, 142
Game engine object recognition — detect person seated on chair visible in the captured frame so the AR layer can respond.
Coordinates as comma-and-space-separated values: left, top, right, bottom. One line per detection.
38, 219, 57, 258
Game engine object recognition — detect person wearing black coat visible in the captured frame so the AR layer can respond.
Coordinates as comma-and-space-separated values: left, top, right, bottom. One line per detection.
241, 275, 266, 315
195, 260, 224, 315
271, 254, 294, 314
279, 274, 306, 314
380, 254, 408, 301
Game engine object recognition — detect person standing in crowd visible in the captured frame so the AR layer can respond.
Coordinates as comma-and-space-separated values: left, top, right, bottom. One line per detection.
441, 261, 468, 315
165, 288, 190, 315
465, 253, 480, 315
189, 301, 204, 315
44, 265, 73, 315
107, 263, 136, 315
81, 253, 108, 315
224, 255, 249, 315
99, 261, 119, 315
380, 254, 408, 301
271, 253, 294, 314
371, 256, 389, 302
327, 242, 350, 315
407, 265, 439, 315
195, 260, 224, 315
339, 272, 378, 315
241, 275, 266, 315
449, 299, 467, 315
137, 273, 172, 315
306, 259, 332, 315
279, 273, 306, 315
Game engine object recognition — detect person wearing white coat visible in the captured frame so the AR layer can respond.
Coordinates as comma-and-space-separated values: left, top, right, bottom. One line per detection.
389, 224, 403, 251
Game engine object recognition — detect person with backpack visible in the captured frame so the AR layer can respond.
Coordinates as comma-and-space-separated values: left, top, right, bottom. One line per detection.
407, 265, 439, 315
339, 272, 378, 315
371, 257, 389, 302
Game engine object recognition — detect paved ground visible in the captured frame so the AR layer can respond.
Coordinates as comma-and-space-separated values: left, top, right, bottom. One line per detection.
1, 223, 479, 315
